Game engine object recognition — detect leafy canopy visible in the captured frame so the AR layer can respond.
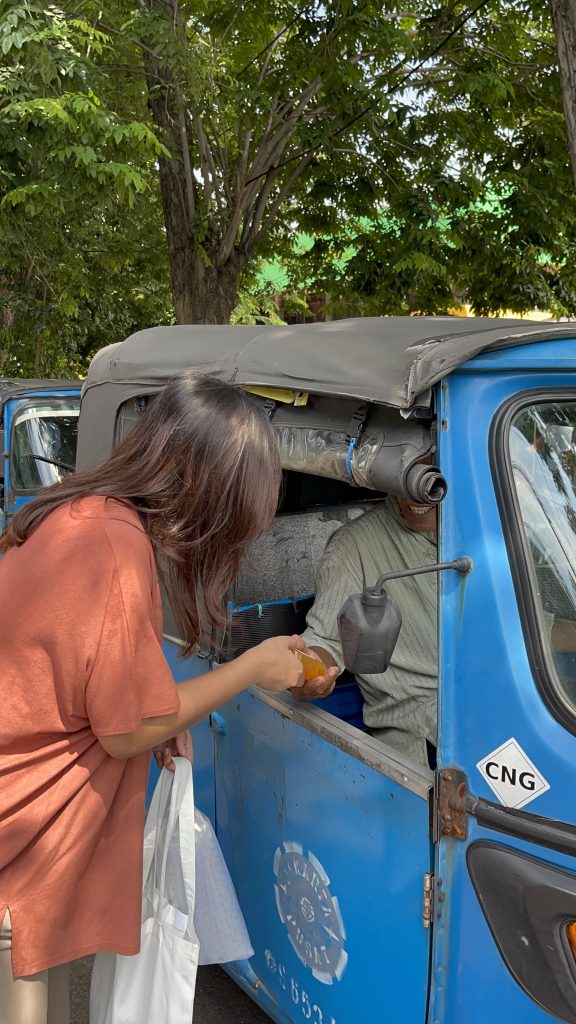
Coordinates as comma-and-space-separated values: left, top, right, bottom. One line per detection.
1, 0, 576, 373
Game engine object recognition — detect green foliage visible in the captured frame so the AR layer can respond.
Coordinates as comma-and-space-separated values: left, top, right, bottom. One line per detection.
0, 1, 171, 375
262, 0, 576, 318
230, 290, 286, 326
2, 0, 576, 367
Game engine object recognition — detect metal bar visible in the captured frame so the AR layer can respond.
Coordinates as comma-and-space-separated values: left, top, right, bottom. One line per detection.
375, 557, 472, 591
467, 794, 576, 858
437, 765, 576, 858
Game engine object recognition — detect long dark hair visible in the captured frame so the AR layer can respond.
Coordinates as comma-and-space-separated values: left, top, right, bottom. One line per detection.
0, 372, 281, 653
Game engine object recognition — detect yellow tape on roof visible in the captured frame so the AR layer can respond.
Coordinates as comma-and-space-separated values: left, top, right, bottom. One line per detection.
243, 386, 309, 406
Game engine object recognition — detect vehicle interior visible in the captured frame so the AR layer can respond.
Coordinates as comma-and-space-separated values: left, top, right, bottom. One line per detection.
224, 469, 388, 734
118, 389, 439, 751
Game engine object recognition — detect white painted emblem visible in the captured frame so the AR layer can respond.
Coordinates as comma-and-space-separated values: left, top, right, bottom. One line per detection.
476, 737, 550, 809
273, 841, 348, 985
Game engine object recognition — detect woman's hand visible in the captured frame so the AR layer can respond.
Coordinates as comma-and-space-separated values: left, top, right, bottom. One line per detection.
242, 634, 306, 692
153, 730, 193, 773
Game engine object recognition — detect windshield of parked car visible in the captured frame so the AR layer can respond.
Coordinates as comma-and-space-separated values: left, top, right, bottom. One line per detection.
11, 401, 79, 490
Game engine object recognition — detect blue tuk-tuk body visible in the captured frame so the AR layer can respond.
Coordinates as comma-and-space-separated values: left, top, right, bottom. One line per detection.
0, 379, 80, 530
77, 320, 576, 1024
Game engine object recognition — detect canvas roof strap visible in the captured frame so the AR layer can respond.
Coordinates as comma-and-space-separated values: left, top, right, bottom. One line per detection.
263, 397, 278, 420
345, 402, 370, 484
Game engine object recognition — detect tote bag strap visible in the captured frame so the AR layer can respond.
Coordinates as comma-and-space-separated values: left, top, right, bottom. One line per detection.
152, 758, 197, 929
174, 757, 196, 921
158, 758, 195, 889
142, 766, 173, 885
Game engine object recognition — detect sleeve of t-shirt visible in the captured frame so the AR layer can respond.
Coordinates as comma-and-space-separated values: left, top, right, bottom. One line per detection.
301, 527, 364, 674
85, 536, 180, 738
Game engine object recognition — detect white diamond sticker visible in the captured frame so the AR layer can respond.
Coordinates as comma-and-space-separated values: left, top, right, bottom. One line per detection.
476, 738, 550, 809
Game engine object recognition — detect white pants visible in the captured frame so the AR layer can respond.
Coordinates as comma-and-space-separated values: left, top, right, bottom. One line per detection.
0, 911, 71, 1024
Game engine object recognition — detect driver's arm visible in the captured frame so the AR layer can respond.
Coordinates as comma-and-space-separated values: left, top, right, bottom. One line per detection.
296, 528, 363, 700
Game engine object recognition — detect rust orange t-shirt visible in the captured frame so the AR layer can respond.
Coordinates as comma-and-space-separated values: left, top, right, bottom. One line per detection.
0, 497, 180, 977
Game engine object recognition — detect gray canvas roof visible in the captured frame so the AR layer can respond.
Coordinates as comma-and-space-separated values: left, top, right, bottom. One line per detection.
85, 317, 576, 411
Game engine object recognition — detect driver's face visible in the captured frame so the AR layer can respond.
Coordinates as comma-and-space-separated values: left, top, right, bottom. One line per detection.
396, 496, 437, 536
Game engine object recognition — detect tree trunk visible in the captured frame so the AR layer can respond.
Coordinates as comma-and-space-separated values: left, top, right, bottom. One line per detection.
154, 132, 245, 322
151, 128, 244, 322
138, 0, 244, 324
551, 0, 576, 188
176, 251, 243, 324
155, 148, 242, 323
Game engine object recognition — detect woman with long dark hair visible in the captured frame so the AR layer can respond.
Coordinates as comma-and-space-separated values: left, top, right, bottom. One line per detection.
0, 371, 305, 1024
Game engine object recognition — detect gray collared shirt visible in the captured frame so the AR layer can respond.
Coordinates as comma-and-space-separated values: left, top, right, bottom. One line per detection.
302, 499, 437, 765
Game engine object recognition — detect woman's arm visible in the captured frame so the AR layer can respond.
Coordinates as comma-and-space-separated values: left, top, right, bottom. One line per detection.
98, 635, 305, 759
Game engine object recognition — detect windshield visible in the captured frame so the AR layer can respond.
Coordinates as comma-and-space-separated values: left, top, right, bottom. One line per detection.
510, 401, 576, 708
11, 401, 79, 490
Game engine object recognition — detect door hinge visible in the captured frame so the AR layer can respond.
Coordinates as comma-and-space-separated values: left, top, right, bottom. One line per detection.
436, 767, 468, 841
422, 872, 434, 928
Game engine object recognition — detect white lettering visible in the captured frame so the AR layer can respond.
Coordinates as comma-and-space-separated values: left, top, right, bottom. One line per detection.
264, 952, 338, 1024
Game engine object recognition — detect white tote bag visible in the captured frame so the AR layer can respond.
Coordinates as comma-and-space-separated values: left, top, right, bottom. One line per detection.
90, 758, 200, 1024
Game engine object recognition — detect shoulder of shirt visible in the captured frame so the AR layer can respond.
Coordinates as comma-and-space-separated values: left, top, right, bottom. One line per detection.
326, 500, 436, 550
325, 502, 394, 553
65, 496, 144, 530
53, 497, 150, 552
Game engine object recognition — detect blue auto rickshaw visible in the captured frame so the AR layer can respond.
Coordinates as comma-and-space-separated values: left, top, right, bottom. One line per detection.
0, 378, 80, 531
77, 317, 576, 1024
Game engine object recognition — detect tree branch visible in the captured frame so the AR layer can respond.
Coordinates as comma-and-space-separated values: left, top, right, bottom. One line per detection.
219, 76, 325, 261
203, 111, 232, 204
244, 77, 323, 193
191, 111, 217, 217
241, 168, 282, 247
251, 151, 315, 245
202, 127, 225, 216
237, 127, 253, 188
176, 91, 195, 224
257, 27, 288, 85
274, 75, 323, 124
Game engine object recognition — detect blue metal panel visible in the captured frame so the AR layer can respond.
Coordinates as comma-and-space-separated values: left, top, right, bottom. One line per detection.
432, 363, 576, 1024
458, 336, 576, 373
214, 690, 432, 1024
432, 829, 576, 1024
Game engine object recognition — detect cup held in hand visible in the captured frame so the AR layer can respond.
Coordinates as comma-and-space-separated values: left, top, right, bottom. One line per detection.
296, 649, 328, 681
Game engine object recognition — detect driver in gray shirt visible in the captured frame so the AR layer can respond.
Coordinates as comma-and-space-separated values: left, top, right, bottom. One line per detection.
295, 496, 437, 767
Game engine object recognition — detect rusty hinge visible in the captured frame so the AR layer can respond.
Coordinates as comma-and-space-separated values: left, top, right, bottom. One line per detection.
437, 767, 468, 841
422, 872, 434, 928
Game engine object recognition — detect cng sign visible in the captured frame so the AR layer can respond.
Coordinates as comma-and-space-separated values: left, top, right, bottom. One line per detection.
477, 738, 550, 809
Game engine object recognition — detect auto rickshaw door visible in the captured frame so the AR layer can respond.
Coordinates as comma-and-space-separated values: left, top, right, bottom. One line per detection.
433, 340, 576, 1024
202, 487, 435, 1024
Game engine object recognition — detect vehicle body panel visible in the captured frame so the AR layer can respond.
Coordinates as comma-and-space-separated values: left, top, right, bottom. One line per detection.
433, 348, 576, 1023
